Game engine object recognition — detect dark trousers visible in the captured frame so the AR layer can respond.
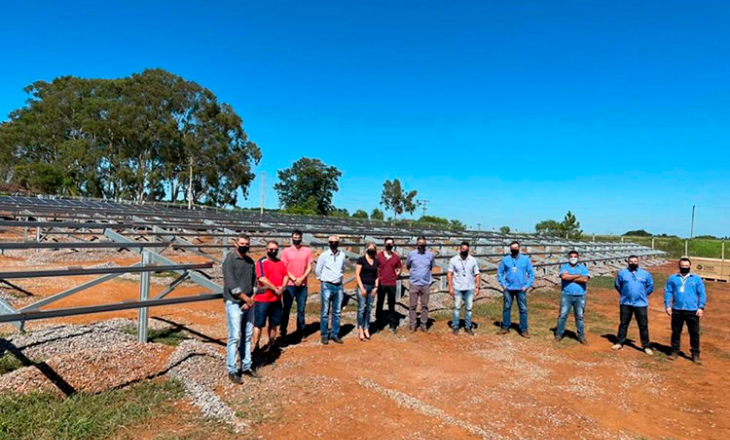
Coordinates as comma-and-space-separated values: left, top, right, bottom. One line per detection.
671, 309, 701, 356
617, 305, 650, 348
280, 286, 308, 335
376, 285, 397, 329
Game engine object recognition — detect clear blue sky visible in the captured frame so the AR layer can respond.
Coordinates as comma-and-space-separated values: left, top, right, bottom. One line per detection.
1, 1, 728, 237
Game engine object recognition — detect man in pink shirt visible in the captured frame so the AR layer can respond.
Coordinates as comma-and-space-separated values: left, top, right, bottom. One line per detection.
280, 229, 313, 343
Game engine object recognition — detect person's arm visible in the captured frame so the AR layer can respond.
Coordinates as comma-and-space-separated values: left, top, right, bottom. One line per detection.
645, 272, 655, 295
574, 266, 590, 284
525, 259, 535, 290
300, 252, 313, 284
222, 257, 238, 296
447, 259, 455, 295
497, 259, 507, 288
394, 257, 402, 277
406, 253, 412, 270
315, 254, 325, 279
258, 275, 278, 292
355, 263, 366, 295
664, 278, 674, 315
474, 273, 481, 295
697, 279, 707, 317
614, 273, 622, 294
279, 273, 290, 295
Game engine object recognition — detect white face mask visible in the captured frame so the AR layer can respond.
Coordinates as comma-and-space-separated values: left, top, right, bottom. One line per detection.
569, 257, 578, 265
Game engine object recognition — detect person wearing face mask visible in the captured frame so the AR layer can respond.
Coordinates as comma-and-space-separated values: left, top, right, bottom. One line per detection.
447, 242, 481, 335
406, 236, 435, 332
280, 229, 313, 343
497, 241, 535, 338
315, 234, 348, 344
554, 250, 591, 344
664, 258, 707, 364
253, 240, 289, 353
355, 242, 380, 341
222, 235, 258, 384
376, 237, 402, 333
613, 255, 655, 354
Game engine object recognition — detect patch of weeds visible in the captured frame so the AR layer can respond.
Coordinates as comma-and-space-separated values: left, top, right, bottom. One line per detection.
0, 353, 27, 374
122, 325, 189, 347
0, 378, 184, 440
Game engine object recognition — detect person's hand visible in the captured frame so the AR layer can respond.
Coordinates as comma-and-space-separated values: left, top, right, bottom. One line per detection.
474, 288, 480, 297
370, 287, 377, 296
522, 287, 527, 292
448, 288, 454, 297
360, 288, 367, 298
697, 309, 704, 318
240, 303, 249, 311
665, 307, 672, 316
276, 287, 285, 296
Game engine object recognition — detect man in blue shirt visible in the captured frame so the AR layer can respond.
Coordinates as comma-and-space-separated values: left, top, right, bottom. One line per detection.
406, 235, 434, 333
613, 255, 655, 355
497, 241, 534, 338
554, 250, 591, 344
665, 258, 707, 364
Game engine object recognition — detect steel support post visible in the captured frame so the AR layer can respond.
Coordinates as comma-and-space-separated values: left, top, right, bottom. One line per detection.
138, 251, 151, 343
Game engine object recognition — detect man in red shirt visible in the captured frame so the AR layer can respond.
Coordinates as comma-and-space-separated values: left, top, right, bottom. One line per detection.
280, 229, 313, 343
376, 237, 403, 333
254, 240, 289, 351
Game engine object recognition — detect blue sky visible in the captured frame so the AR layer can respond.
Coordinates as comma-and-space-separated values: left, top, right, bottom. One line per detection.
1, 1, 728, 236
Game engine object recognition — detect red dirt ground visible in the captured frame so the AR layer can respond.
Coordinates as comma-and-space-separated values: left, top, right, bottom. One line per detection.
1, 252, 728, 440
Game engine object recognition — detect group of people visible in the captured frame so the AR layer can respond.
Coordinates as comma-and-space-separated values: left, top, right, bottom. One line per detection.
222, 232, 708, 384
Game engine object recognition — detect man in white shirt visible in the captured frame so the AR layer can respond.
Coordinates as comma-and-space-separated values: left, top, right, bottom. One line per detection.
315, 235, 347, 345
447, 242, 481, 335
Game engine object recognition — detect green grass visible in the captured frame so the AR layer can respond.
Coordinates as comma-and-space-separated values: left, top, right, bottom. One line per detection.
593, 236, 727, 259
0, 378, 184, 440
122, 326, 189, 346
0, 353, 27, 374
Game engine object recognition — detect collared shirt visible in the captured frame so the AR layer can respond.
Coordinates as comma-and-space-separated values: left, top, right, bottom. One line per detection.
664, 273, 706, 311
559, 263, 590, 296
497, 254, 534, 290
614, 268, 654, 307
222, 251, 257, 304
406, 250, 434, 286
447, 255, 480, 291
315, 249, 347, 284
281, 245, 313, 286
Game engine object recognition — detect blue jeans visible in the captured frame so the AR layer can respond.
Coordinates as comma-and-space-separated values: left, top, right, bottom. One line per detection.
357, 284, 375, 329
556, 295, 586, 340
281, 286, 308, 334
453, 289, 474, 329
225, 300, 254, 373
320, 282, 344, 338
503, 289, 528, 332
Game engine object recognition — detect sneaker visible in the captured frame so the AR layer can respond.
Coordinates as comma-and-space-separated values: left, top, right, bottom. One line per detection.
331, 336, 344, 344
497, 328, 509, 335
692, 354, 702, 365
644, 348, 654, 356
228, 372, 243, 385
391, 327, 398, 334
519, 331, 530, 339
554, 335, 563, 343
452, 328, 459, 335
419, 325, 429, 334
321, 336, 329, 345
611, 343, 623, 350
668, 351, 679, 361
241, 369, 259, 379
410, 326, 418, 333
579, 339, 589, 346
465, 328, 474, 336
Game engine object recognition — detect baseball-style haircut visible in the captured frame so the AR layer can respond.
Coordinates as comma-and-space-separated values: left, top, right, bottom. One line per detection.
679, 257, 692, 264
292, 229, 303, 237
568, 250, 579, 257
509, 241, 520, 247
460, 241, 470, 247
627, 255, 639, 261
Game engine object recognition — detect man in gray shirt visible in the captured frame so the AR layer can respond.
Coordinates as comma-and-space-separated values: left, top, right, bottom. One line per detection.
447, 242, 481, 335
315, 234, 347, 345
223, 235, 258, 384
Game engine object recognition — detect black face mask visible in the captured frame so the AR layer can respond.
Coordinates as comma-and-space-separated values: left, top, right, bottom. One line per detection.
460, 251, 469, 258
367, 249, 376, 257
385, 244, 394, 251
329, 242, 339, 252
267, 250, 278, 260
237, 246, 249, 255
679, 267, 690, 275
292, 239, 302, 246
510, 249, 519, 257
418, 244, 426, 252
628, 263, 639, 271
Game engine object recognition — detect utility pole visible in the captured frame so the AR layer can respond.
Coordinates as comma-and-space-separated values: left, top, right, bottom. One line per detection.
260, 171, 265, 216
690, 205, 696, 240
187, 157, 193, 210
420, 199, 429, 217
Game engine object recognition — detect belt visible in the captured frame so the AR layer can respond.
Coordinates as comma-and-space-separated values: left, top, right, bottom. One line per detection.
323, 281, 342, 286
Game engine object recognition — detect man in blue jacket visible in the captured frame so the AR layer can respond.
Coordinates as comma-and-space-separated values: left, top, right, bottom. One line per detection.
665, 258, 707, 364
497, 241, 534, 338
613, 255, 655, 355
555, 250, 591, 344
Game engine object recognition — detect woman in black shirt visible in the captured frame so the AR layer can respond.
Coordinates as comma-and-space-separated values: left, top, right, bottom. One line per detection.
355, 242, 379, 341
